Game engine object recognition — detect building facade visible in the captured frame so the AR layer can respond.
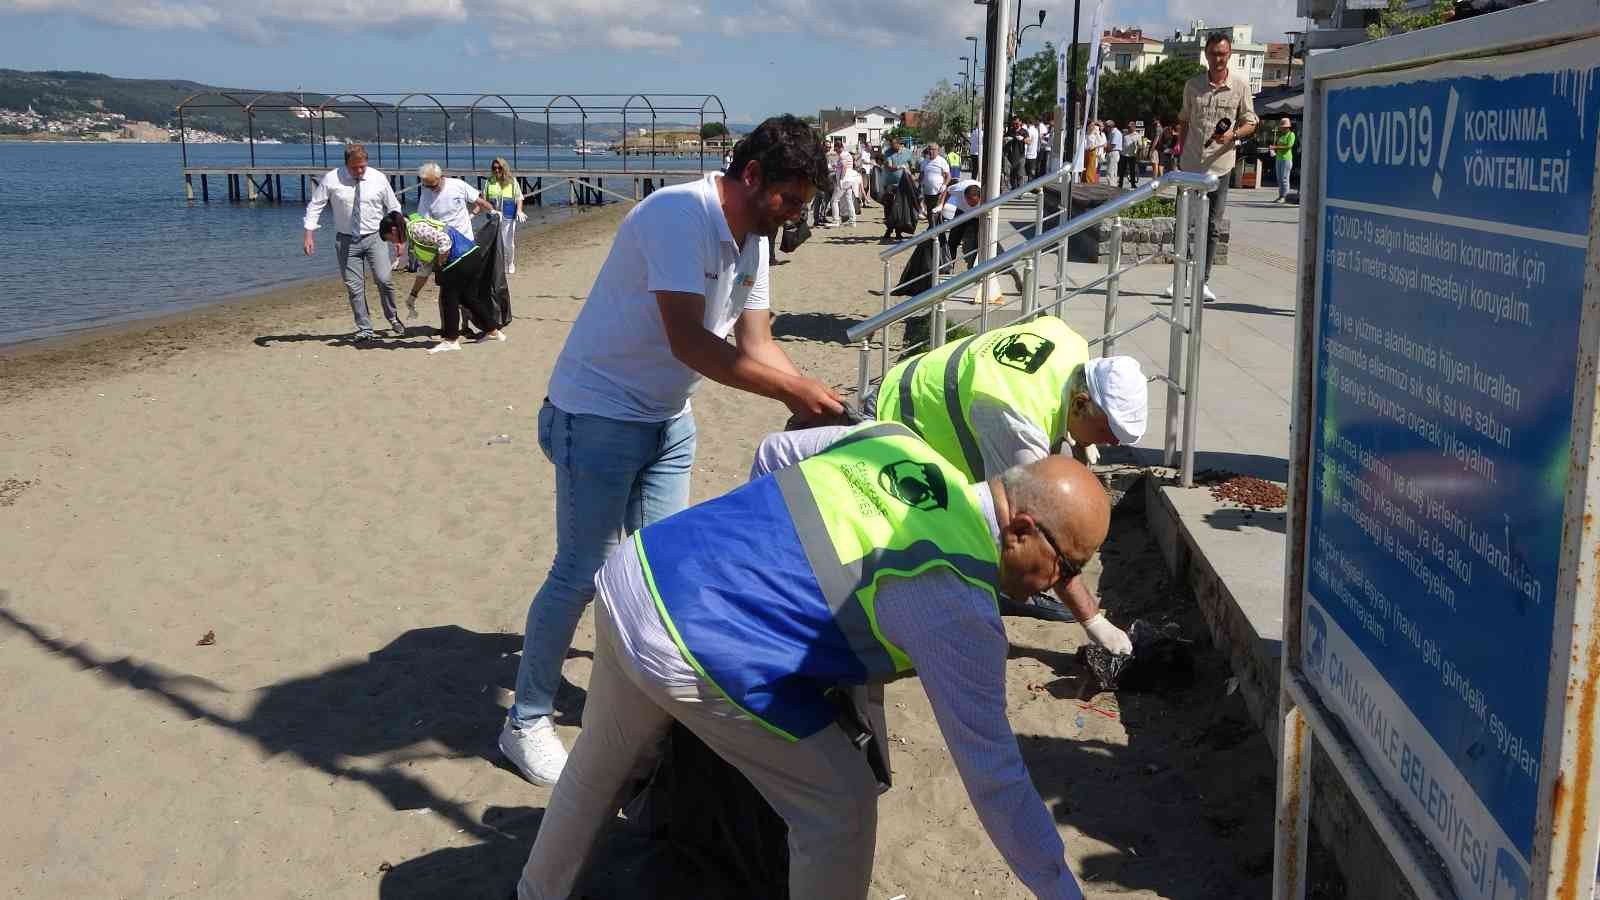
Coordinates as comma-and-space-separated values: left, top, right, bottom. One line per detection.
1262, 41, 1305, 88
819, 105, 901, 150
1163, 20, 1267, 94
1101, 27, 1167, 74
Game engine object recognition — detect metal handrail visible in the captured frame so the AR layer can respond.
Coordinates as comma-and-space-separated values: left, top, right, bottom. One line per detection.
848, 170, 1218, 343
848, 168, 1220, 488
878, 166, 1072, 260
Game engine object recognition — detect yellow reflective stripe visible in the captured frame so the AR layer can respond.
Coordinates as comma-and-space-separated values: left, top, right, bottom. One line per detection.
634, 532, 802, 743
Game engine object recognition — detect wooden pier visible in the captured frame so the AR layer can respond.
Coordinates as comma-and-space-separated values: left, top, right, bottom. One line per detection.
181, 163, 717, 207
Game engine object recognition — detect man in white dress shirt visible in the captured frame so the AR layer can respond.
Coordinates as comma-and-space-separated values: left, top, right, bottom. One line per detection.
301, 143, 404, 341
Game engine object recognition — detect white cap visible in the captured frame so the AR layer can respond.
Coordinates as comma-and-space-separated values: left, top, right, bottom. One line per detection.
1083, 357, 1148, 445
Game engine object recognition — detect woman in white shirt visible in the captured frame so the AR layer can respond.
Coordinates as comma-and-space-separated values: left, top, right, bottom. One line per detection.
827, 147, 861, 227
1084, 122, 1106, 184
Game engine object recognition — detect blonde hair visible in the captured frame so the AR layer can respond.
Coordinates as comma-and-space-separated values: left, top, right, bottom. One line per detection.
490, 156, 514, 183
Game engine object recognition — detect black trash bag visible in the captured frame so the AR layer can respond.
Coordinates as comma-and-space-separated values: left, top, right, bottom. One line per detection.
579, 725, 790, 900
1078, 620, 1196, 693
892, 240, 954, 298
884, 174, 920, 236
780, 218, 811, 253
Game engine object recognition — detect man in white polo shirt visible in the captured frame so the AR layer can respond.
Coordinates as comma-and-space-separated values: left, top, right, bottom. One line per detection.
500, 115, 843, 786
411, 162, 494, 324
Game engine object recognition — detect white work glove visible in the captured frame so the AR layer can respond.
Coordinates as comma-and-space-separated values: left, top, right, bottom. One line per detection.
516, 211, 527, 224
1082, 613, 1133, 656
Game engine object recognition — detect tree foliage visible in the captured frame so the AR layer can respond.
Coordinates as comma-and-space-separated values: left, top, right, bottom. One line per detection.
1367, 0, 1453, 39
700, 121, 729, 139
917, 79, 972, 148
1095, 57, 1205, 127
1011, 42, 1087, 122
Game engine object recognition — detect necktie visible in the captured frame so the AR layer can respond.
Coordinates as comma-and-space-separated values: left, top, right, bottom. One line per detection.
352, 174, 362, 236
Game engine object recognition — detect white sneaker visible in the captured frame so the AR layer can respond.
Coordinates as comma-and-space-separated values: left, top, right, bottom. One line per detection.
475, 330, 507, 343
499, 716, 568, 786
427, 339, 462, 355
1162, 283, 1217, 301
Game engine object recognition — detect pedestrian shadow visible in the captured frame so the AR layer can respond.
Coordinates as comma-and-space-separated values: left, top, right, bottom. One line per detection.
0, 597, 586, 842
821, 235, 883, 245
771, 311, 864, 346
253, 330, 441, 349
1203, 506, 1288, 534
377, 805, 543, 900
1132, 295, 1295, 317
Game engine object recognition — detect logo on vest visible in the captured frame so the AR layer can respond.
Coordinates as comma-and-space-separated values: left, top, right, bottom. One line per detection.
878, 460, 949, 511
991, 333, 1056, 374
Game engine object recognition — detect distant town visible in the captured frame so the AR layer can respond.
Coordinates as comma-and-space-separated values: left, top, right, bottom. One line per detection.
0, 105, 183, 142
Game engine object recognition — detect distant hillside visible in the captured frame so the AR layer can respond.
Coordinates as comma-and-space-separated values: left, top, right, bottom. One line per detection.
0, 69, 721, 146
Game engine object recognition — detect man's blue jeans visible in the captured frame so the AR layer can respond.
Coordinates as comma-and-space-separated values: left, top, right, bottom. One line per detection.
1276, 157, 1294, 200
510, 399, 697, 726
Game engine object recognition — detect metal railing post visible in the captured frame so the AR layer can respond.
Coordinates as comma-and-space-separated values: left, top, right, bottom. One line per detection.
1180, 189, 1211, 489
932, 236, 947, 346
1102, 217, 1124, 355
1031, 184, 1045, 308
857, 341, 871, 402
1022, 258, 1038, 315
880, 260, 891, 378
1164, 188, 1193, 468
1055, 169, 1070, 310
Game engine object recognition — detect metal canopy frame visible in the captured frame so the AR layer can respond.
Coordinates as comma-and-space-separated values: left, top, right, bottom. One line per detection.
173, 91, 728, 175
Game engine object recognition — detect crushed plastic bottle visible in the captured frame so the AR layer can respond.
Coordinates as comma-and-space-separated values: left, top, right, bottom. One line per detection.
486, 434, 513, 445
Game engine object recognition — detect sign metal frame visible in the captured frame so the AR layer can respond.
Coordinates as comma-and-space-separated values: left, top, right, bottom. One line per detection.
1276, 3, 1600, 899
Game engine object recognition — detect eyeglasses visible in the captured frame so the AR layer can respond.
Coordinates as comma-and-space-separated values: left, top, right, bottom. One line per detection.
1034, 521, 1084, 587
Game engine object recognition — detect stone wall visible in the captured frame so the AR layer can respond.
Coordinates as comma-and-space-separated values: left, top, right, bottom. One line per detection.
1045, 182, 1230, 266
1096, 216, 1231, 266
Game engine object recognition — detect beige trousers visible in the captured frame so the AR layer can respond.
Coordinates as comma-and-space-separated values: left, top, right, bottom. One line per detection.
516, 606, 881, 900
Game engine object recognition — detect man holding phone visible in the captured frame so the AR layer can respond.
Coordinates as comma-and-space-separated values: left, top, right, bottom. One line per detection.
1173, 32, 1258, 302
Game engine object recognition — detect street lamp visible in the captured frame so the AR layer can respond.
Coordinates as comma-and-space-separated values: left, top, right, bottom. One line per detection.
966, 35, 980, 125
1010, 9, 1047, 115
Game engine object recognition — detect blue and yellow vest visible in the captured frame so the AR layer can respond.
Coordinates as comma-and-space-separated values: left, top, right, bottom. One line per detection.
876, 316, 1090, 482
636, 422, 999, 741
485, 178, 518, 218
405, 213, 476, 271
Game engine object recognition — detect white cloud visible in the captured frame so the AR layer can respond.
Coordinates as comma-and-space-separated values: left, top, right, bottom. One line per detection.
1, 0, 462, 32
473, 0, 700, 54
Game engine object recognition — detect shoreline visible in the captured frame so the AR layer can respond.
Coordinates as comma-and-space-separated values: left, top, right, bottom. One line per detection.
0, 202, 596, 356
0, 203, 626, 398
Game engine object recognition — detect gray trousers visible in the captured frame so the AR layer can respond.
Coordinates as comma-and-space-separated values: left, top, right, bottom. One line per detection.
1203, 179, 1230, 284
517, 606, 880, 900
335, 231, 397, 330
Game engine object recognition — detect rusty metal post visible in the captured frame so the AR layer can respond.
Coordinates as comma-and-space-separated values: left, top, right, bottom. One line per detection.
1272, 704, 1313, 900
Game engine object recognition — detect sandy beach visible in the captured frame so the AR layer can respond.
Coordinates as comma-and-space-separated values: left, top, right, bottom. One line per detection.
0, 200, 1303, 899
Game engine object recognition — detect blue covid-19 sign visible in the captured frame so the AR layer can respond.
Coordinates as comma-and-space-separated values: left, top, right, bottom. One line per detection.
1307, 39, 1599, 900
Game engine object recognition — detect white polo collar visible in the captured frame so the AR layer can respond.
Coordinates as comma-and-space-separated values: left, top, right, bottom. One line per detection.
701, 172, 737, 248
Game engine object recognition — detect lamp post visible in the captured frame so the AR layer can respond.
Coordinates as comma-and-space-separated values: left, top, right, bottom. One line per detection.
1009, 9, 1046, 117
966, 35, 980, 126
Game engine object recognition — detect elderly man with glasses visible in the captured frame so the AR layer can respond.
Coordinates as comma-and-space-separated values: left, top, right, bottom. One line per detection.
404, 161, 495, 330
514, 423, 1107, 900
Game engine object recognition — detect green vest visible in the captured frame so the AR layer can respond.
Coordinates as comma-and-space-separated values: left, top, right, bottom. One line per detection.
635, 422, 999, 740
876, 317, 1090, 482
404, 213, 475, 271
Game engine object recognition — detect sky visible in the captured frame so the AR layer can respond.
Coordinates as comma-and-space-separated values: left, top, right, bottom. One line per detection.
0, 0, 1304, 124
